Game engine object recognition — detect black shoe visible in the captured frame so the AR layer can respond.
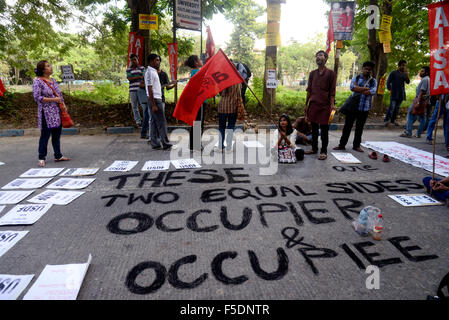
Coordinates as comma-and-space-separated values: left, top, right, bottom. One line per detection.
163, 144, 173, 150
152, 145, 162, 150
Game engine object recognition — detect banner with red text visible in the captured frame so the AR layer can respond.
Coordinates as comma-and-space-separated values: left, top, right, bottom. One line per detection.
127, 32, 144, 68
168, 43, 178, 81
429, 2, 449, 95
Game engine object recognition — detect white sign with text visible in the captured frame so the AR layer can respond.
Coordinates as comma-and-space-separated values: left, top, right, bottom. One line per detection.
2, 178, 53, 190
0, 274, 34, 300
0, 190, 34, 205
60, 168, 99, 176
0, 231, 29, 258
171, 159, 202, 169
104, 161, 138, 172
46, 178, 95, 190
0, 204, 53, 226
142, 161, 171, 171
20, 168, 65, 178
27, 190, 84, 205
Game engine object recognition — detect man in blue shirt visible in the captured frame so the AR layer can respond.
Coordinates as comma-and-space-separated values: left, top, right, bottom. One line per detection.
126, 54, 147, 129
384, 60, 410, 126
333, 61, 377, 152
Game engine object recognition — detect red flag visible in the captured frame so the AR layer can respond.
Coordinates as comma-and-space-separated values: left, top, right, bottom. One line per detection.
326, 11, 334, 54
0, 78, 6, 97
428, 2, 449, 95
173, 49, 244, 126
205, 26, 216, 63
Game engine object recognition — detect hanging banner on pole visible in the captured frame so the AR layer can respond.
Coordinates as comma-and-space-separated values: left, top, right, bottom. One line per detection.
175, 0, 202, 31
139, 14, 158, 30
330, 1, 355, 40
428, 2, 449, 95
168, 43, 178, 81
127, 32, 144, 68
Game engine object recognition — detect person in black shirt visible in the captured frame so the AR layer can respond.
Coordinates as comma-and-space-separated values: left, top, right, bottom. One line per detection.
384, 60, 410, 126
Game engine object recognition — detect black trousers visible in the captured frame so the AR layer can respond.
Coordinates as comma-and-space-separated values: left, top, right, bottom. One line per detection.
338, 110, 369, 149
189, 103, 205, 150
241, 83, 248, 109
311, 122, 329, 154
38, 111, 62, 160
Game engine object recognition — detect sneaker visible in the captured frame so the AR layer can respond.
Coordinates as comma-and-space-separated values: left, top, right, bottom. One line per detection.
426, 139, 433, 145
413, 134, 421, 138
152, 145, 162, 150
399, 133, 411, 138
333, 146, 345, 150
163, 144, 173, 150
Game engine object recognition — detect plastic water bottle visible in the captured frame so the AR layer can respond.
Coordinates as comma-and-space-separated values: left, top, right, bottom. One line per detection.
352, 206, 381, 236
372, 214, 384, 241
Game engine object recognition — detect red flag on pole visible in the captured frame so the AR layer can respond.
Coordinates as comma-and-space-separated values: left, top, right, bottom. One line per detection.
428, 2, 449, 95
173, 49, 244, 126
326, 11, 334, 54
0, 79, 6, 97
205, 26, 216, 63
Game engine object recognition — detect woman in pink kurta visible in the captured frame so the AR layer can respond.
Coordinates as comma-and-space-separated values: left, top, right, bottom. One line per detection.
32, 60, 70, 167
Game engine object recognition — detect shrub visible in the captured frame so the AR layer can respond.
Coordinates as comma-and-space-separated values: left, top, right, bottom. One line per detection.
70, 82, 129, 105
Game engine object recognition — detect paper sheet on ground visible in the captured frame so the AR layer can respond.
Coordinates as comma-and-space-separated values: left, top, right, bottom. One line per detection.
141, 161, 171, 171
0, 274, 34, 300
23, 254, 92, 300
0, 191, 34, 205
60, 168, 99, 176
2, 178, 52, 190
171, 159, 202, 169
243, 141, 265, 148
0, 206, 4, 214
331, 152, 362, 164
27, 190, 84, 205
0, 231, 29, 258
0, 204, 53, 225
20, 168, 65, 178
361, 141, 449, 177
46, 178, 95, 190
388, 194, 443, 207
0, 162, 4, 166
104, 161, 138, 172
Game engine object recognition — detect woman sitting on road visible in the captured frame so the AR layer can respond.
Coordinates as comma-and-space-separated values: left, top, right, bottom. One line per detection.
32, 60, 70, 167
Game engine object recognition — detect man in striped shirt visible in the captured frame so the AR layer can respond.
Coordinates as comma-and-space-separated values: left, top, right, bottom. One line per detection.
126, 54, 147, 128
333, 61, 377, 152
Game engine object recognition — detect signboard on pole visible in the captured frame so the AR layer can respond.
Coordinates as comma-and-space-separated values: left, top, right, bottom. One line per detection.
61, 65, 74, 82
127, 32, 144, 68
175, 0, 202, 31
139, 14, 158, 30
428, 2, 449, 95
266, 69, 277, 89
168, 43, 178, 81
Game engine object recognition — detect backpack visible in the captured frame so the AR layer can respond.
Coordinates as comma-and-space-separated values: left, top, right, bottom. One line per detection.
242, 63, 252, 80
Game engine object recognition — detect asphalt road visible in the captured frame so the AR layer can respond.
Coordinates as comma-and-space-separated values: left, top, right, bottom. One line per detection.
0, 127, 448, 300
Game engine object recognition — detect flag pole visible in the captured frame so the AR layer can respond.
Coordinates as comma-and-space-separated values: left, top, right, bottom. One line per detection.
431, 95, 443, 196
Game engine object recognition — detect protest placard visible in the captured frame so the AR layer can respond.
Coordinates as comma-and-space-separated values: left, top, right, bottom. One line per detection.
27, 190, 84, 205
0, 191, 34, 205
104, 161, 138, 172
171, 159, 202, 169
0, 274, 34, 300
141, 161, 171, 171
60, 168, 99, 176
331, 152, 362, 164
23, 254, 92, 300
0, 231, 29, 258
388, 194, 443, 207
20, 168, 65, 178
0, 204, 53, 226
2, 178, 53, 190
46, 178, 95, 190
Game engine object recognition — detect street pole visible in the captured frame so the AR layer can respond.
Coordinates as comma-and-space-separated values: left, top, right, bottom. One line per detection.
173, 0, 178, 106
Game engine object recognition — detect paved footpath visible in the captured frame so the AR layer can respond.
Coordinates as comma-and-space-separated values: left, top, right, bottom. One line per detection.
0, 128, 448, 300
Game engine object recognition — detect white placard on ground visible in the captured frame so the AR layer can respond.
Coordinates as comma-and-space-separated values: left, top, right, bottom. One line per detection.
361, 141, 449, 177
0, 231, 29, 258
331, 152, 362, 164
0, 206, 4, 214
243, 141, 265, 148
27, 190, 84, 205
0, 274, 34, 300
141, 161, 171, 171
20, 168, 65, 178
46, 178, 95, 190
23, 254, 92, 300
388, 194, 443, 207
0, 162, 4, 166
103, 161, 138, 172
0, 191, 34, 205
1, 178, 53, 190
60, 168, 99, 176
0, 204, 53, 226
171, 159, 202, 169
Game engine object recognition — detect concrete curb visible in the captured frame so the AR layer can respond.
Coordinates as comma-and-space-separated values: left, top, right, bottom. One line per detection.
62, 128, 80, 135
0, 129, 24, 137
106, 126, 134, 134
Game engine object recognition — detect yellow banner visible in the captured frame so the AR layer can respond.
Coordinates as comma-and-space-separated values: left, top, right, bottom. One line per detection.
379, 30, 392, 43
267, 22, 280, 34
383, 42, 391, 53
378, 73, 387, 95
267, 3, 281, 21
380, 15, 393, 32
336, 40, 343, 49
139, 14, 158, 30
265, 33, 281, 47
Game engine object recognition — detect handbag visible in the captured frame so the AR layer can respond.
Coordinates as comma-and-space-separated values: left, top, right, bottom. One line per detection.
41, 78, 74, 128
278, 146, 296, 163
410, 96, 429, 115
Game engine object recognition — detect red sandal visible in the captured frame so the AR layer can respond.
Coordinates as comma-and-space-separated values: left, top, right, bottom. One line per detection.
368, 151, 378, 160
382, 154, 390, 162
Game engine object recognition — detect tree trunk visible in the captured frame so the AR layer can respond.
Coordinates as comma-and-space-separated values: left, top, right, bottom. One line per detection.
263, 46, 277, 114
128, 0, 158, 66
368, 0, 393, 114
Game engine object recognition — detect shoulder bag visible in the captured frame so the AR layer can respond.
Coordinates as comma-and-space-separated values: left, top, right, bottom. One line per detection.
41, 78, 74, 128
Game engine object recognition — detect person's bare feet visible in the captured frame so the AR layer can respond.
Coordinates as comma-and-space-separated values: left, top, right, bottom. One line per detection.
353, 147, 364, 152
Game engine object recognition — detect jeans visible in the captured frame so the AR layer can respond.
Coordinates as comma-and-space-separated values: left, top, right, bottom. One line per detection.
218, 113, 238, 150
426, 100, 443, 141
38, 111, 62, 160
241, 83, 248, 109
149, 99, 171, 148
339, 110, 369, 149
384, 98, 403, 123
130, 88, 148, 124
423, 177, 449, 203
311, 123, 329, 154
405, 103, 426, 137
295, 134, 312, 145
